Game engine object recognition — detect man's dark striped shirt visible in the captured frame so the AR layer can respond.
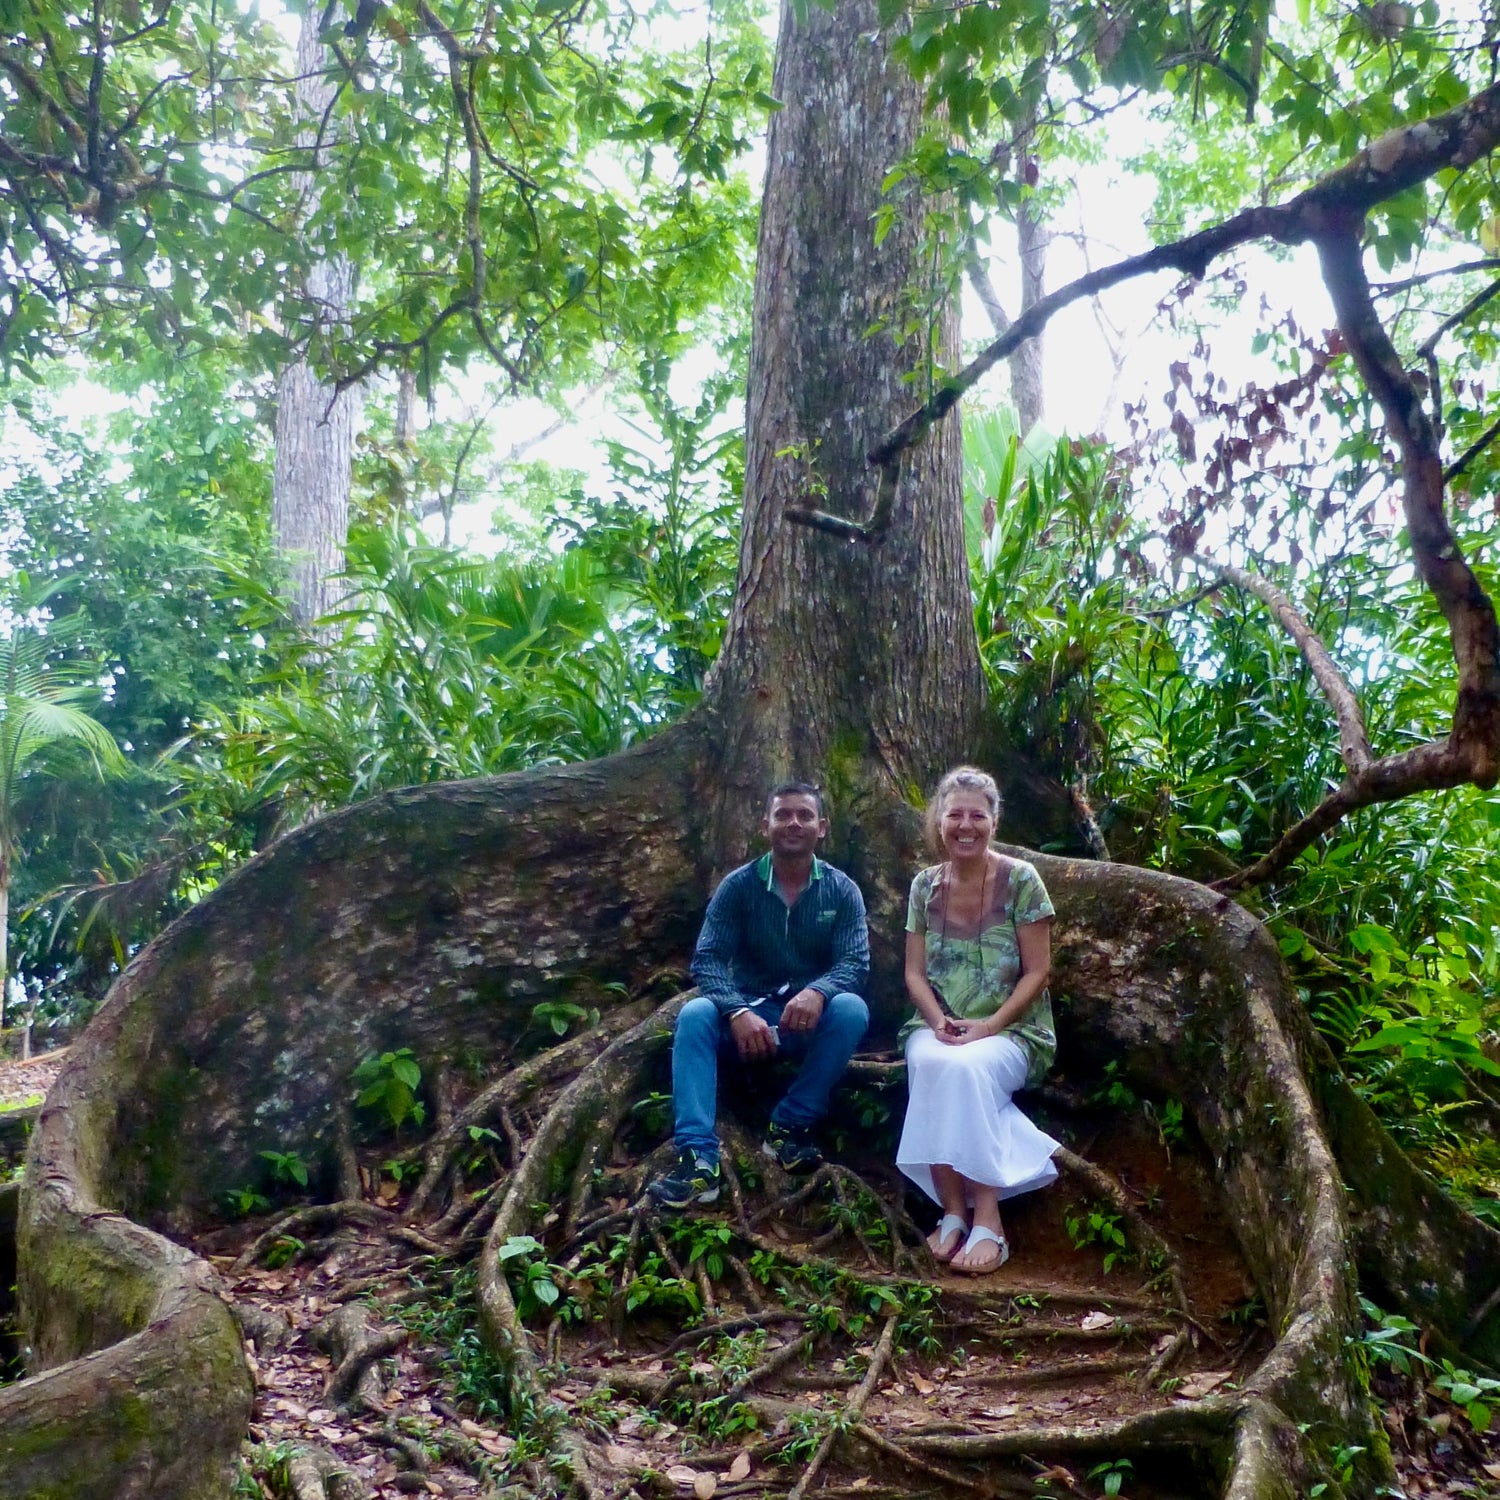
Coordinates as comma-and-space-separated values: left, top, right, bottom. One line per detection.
691, 854, 870, 1018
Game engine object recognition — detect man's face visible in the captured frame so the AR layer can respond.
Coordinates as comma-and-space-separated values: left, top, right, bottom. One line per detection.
762, 793, 828, 858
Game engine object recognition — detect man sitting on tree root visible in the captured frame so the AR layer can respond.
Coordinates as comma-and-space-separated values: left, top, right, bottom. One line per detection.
649, 783, 870, 1209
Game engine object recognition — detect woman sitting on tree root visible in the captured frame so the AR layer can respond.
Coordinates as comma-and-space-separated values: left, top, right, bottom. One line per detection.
896, 766, 1061, 1274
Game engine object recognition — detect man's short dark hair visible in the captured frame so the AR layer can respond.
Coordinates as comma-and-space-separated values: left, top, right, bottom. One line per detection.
766, 781, 825, 817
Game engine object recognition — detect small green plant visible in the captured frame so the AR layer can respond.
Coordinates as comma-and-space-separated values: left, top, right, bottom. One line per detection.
666, 1217, 733, 1278
776, 1409, 833, 1464
849, 1086, 893, 1130
464, 1124, 504, 1173
259, 1149, 310, 1189
353, 1048, 425, 1131
263, 1236, 305, 1271
1087, 1062, 1137, 1109
224, 1184, 270, 1217
497, 1235, 562, 1319
1225, 1293, 1266, 1330
1432, 1359, 1500, 1431
531, 1000, 599, 1037
629, 1091, 672, 1137
1352, 1296, 1427, 1375
397, 1265, 524, 1427
1087, 1457, 1132, 1497
382, 1157, 419, 1185
1143, 1096, 1186, 1149
1066, 1202, 1132, 1272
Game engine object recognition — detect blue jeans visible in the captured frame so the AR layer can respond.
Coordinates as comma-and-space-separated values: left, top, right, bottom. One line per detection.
671, 992, 869, 1158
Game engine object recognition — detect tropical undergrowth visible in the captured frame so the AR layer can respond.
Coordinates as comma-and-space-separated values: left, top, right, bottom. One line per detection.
963, 388, 1500, 1214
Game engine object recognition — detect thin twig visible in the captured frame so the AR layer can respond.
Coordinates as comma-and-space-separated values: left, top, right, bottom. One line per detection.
788, 1312, 898, 1500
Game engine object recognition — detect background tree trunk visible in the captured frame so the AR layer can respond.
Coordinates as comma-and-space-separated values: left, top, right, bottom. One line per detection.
271, 9, 361, 632
1009, 149, 1047, 432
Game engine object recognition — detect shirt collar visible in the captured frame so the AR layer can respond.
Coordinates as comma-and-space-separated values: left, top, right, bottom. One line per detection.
757, 853, 824, 888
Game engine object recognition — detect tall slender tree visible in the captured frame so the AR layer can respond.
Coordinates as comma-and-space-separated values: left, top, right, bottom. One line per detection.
271, 10, 362, 630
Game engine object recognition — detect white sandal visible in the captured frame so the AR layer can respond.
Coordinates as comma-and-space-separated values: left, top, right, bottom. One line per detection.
929, 1213, 969, 1264
952, 1224, 1009, 1275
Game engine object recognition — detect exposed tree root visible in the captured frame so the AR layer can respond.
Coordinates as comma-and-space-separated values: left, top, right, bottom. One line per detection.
249, 1440, 369, 1500
232, 1202, 394, 1274
22, 770, 1500, 1500
1053, 1145, 1192, 1321
788, 1311, 897, 1500
403, 1003, 651, 1223
313, 1303, 407, 1410
848, 1422, 1007, 1498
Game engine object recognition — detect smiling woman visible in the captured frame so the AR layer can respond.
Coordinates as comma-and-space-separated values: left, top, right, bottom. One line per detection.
896, 767, 1061, 1273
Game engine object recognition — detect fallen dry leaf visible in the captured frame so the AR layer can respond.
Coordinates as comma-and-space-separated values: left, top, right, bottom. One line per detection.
605, 1445, 648, 1470
1175, 1370, 1232, 1400
1151, 1333, 1174, 1355
727, 1452, 751, 1482
911, 1373, 936, 1396
850, 1480, 871, 1491
694, 1475, 717, 1500
1080, 1311, 1114, 1332
665, 1466, 699, 1487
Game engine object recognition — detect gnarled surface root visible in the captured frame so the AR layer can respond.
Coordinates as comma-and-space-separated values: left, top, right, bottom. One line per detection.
1032, 850, 1388, 1496
7, 742, 700, 1498
7, 748, 1495, 1498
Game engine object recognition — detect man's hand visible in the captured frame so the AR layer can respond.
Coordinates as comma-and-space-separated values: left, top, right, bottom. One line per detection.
779, 987, 825, 1034
731, 1008, 779, 1061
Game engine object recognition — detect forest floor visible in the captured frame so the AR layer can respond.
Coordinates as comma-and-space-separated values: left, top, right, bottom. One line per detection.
174, 1057, 1500, 1500
5, 1044, 1500, 1498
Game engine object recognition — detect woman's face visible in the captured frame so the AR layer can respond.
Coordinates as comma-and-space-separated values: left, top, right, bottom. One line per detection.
940, 788, 995, 859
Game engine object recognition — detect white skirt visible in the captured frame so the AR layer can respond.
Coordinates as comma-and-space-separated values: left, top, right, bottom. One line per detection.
897, 1029, 1060, 1205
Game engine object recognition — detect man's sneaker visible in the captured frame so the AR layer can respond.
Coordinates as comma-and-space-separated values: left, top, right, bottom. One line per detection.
647, 1150, 722, 1209
762, 1122, 822, 1174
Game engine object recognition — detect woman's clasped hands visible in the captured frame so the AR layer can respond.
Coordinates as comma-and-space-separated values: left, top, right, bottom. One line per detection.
936, 1014, 1001, 1045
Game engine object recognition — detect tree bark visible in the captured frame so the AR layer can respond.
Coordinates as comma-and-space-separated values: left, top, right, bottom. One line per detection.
1010, 169, 1046, 432
272, 9, 361, 631
703, 0, 982, 859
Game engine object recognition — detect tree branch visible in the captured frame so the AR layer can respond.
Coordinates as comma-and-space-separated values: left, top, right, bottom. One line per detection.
1208, 230, 1500, 891
1445, 410, 1500, 486
1316, 230, 1500, 780
869, 77, 1500, 474
1193, 556, 1373, 774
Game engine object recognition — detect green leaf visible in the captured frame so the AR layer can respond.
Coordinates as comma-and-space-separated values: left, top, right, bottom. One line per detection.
499, 1235, 544, 1262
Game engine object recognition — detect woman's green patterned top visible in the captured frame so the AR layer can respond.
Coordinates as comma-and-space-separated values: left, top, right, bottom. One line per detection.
898, 856, 1057, 1086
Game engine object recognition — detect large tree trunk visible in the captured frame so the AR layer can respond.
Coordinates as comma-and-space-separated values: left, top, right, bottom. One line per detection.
271, 9, 361, 631
703, 0, 982, 845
